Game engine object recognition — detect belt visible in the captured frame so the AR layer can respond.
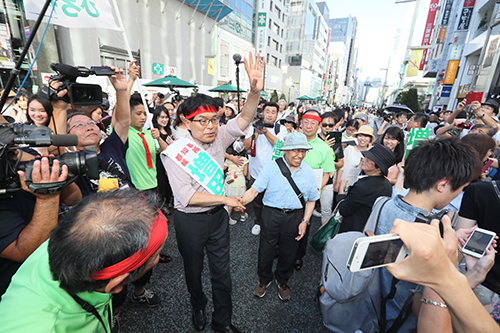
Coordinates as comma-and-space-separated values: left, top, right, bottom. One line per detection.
267, 206, 302, 214
193, 205, 224, 215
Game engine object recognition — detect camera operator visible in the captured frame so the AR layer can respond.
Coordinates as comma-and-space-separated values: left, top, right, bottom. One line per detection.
244, 101, 288, 235
57, 65, 132, 196
0, 155, 69, 299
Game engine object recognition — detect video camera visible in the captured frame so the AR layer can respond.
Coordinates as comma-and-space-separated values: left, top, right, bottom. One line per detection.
0, 123, 98, 198
253, 113, 274, 131
39, 63, 116, 106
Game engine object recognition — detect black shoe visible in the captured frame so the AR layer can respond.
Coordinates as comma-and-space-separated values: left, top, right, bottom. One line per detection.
211, 323, 241, 333
159, 254, 172, 263
192, 309, 206, 331
294, 259, 303, 271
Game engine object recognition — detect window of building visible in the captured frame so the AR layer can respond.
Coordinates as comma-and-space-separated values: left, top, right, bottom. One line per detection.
274, 6, 281, 18
273, 23, 279, 35
273, 39, 279, 51
279, 59, 281, 68
268, 36, 271, 46
272, 55, 278, 66
280, 44, 282, 53
269, 18, 272, 28
270, 1, 273, 11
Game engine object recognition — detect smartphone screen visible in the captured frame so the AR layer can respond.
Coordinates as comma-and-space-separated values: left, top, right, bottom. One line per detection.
360, 238, 405, 269
464, 230, 495, 256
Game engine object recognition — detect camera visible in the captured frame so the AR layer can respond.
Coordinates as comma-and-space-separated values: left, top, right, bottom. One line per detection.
0, 123, 98, 198
39, 63, 115, 106
253, 113, 274, 131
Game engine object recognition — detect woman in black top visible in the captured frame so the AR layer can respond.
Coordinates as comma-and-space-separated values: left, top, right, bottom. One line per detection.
152, 106, 174, 208
336, 144, 396, 233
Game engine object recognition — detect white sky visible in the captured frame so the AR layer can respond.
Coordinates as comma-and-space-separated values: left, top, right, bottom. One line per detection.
324, 0, 413, 81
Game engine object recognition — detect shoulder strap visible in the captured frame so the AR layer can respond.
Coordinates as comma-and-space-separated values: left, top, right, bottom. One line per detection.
274, 122, 280, 135
276, 157, 306, 207
491, 181, 500, 205
363, 196, 391, 234
69, 293, 110, 333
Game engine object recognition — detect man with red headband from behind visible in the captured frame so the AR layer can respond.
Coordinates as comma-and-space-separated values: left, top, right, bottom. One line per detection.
0, 190, 168, 332
161, 52, 264, 333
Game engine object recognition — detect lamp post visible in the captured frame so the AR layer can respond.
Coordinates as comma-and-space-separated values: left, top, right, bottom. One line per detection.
233, 54, 242, 112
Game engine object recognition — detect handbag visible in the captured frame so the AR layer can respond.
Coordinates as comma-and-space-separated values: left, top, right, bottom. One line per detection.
310, 200, 344, 254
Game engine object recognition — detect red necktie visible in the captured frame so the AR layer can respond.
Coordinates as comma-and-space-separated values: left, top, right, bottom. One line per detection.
138, 132, 153, 169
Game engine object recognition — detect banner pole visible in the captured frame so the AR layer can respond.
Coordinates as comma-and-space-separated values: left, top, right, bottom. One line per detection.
110, 0, 159, 147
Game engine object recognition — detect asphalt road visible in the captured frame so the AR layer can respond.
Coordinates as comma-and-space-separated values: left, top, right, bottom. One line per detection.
118, 203, 329, 333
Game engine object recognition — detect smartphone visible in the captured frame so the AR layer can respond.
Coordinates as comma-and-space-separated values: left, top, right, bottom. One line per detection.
482, 159, 494, 174
465, 92, 484, 105
347, 234, 407, 272
91, 66, 116, 76
327, 131, 342, 142
462, 228, 496, 258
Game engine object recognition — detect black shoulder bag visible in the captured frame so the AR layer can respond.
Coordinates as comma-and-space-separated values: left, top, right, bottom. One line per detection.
276, 157, 305, 208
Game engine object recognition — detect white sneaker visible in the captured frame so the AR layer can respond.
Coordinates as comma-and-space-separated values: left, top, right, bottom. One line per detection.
312, 210, 321, 218
251, 224, 261, 235
229, 218, 238, 225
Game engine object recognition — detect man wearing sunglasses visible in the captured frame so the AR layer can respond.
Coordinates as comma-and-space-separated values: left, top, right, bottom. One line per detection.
293, 107, 335, 271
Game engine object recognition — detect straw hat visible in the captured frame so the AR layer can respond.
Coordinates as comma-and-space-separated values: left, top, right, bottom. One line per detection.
353, 125, 375, 142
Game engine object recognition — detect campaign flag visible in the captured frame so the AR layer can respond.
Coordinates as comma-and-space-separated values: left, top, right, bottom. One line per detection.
405, 128, 431, 160
24, 0, 121, 31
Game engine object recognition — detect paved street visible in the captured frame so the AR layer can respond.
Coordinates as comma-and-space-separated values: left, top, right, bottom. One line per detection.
118, 203, 329, 333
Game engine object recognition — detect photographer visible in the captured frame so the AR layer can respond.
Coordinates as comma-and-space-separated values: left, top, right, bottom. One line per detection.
0, 155, 69, 298
244, 101, 288, 235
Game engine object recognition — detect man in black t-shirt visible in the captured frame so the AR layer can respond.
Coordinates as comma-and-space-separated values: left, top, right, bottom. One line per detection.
457, 180, 500, 304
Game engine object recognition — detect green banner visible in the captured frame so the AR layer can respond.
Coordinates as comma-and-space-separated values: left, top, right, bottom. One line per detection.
257, 13, 267, 27
404, 128, 431, 160
272, 139, 284, 160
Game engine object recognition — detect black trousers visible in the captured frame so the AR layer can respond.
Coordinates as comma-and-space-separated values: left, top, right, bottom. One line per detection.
174, 207, 232, 327
258, 206, 303, 285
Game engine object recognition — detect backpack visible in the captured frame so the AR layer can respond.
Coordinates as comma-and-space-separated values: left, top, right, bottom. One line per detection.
319, 197, 412, 333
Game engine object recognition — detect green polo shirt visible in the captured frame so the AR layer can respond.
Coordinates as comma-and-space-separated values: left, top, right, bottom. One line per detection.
303, 135, 335, 173
126, 126, 158, 190
0, 241, 112, 332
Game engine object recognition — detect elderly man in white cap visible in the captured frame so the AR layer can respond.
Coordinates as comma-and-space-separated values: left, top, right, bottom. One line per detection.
241, 132, 319, 301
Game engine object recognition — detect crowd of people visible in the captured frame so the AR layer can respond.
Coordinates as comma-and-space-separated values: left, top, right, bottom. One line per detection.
0, 51, 500, 333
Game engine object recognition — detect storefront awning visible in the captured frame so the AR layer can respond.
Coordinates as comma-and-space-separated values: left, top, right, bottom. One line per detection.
180, 0, 233, 22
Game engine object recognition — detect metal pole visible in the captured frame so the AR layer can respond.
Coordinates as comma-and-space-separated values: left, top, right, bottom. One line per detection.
0, 0, 53, 112
236, 64, 240, 112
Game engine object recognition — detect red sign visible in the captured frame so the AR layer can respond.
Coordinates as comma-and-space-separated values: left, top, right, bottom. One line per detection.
419, 0, 440, 70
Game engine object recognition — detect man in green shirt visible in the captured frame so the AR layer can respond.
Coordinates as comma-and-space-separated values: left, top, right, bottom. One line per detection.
126, 93, 168, 191
295, 108, 335, 270
0, 190, 167, 333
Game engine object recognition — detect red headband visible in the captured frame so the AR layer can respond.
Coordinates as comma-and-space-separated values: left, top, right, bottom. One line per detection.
185, 105, 217, 120
302, 113, 322, 122
90, 208, 168, 280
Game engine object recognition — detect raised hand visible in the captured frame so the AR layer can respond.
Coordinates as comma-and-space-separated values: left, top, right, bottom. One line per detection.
243, 51, 265, 94
109, 66, 127, 92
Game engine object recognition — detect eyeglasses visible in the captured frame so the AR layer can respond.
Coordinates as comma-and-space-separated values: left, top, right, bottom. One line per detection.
322, 123, 335, 128
67, 120, 98, 133
190, 118, 218, 126
302, 119, 319, 126
291, 149, 308, 155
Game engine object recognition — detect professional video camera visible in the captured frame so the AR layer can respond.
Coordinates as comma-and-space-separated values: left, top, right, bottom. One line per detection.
39, 63, 116, 106
0, 123, 98, 198
253, 113, 274, 131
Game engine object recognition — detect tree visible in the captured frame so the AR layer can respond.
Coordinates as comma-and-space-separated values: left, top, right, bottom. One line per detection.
191, 86, 199, 97
270, 90, 279, 102
395, 87, 420, 113
279, 93, 286, 102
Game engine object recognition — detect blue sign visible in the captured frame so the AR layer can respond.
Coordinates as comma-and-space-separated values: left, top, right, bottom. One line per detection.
441, 86, 452, 98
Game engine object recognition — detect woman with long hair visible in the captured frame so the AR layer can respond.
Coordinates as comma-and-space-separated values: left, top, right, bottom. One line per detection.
380, 126, 404, 185
171, 104, 188, 139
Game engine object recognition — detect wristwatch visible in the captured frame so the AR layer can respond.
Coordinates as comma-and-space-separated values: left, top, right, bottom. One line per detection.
301, 219, 310, 225
479, 112, 485, 119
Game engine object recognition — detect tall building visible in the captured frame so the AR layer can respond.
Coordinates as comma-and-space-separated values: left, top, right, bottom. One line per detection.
282, 0, 329, 99
255, 0, 287, 94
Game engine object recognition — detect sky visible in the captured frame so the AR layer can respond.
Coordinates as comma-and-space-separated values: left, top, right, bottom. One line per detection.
324, 0, 413, 81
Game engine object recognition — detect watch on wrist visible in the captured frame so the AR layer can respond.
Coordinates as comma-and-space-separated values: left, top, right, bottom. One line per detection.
301, 219, 310, 225
479, 113, 485, 119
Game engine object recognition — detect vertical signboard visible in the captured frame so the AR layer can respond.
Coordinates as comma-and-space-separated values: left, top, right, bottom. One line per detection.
419, 0, 440, 70
441, 0, 453, 26
457, 0, 476, 30
256, 11, 267, 54
444, 60, 459, 85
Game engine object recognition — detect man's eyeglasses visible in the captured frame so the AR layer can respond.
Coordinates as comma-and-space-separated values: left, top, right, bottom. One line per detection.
322, 123, 335, 128
67, 120, 98, 133
291, 149, 308, 155
190, 118, 218, 126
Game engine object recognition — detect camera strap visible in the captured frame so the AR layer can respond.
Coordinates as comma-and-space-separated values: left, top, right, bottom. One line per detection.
276, 157, 305, 208
68, 293, 111, 333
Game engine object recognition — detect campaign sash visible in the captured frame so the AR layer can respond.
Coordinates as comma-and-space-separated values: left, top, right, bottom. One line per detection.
162, 137, 225, 195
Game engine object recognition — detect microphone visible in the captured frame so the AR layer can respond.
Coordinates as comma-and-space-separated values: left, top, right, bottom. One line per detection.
51, 134, 79, 146
14, 134, 78, 147
233, 54, 242, 64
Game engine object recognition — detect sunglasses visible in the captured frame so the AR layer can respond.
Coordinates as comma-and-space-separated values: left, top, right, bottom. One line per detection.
321, 124, 335, 128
